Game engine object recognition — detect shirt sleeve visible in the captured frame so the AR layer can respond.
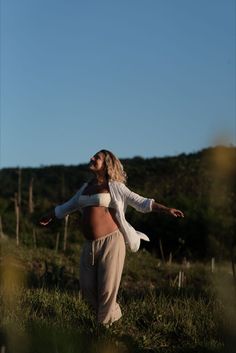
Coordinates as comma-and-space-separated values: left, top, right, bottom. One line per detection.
55, 192, 80, 219
121, 183, 155, 213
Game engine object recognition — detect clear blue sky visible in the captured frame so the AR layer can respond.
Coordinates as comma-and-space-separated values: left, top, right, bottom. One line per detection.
0, 0, 235, 168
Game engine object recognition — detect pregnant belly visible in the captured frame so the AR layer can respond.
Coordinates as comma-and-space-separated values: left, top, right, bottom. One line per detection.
81, 206, 119, 240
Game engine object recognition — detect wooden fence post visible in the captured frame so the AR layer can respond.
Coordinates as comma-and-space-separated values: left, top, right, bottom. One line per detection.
17, 168, 22, 207
55, 232, 60, 252
63, 215, 69, 251
14, 192, 20, 246
29, 177, 34, 214
211, 257, 215, 273
159, 239, 165, 264
178, 270, 184, 289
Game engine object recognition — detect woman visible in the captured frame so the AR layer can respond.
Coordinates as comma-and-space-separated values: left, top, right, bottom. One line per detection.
40, 149, 184, 325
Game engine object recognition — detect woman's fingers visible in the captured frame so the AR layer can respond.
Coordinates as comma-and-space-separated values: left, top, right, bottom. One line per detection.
39, 217, 52, 226
170, 209, 184, 218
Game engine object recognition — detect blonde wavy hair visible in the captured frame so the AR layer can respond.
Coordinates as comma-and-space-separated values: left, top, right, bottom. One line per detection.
99, 149, 127, 183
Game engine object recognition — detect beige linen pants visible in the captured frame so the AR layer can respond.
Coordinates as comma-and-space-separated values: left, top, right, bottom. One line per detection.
80, 229, 126, 325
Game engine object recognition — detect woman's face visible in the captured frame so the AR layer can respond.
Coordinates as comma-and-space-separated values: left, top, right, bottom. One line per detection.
89, 152, 106, 173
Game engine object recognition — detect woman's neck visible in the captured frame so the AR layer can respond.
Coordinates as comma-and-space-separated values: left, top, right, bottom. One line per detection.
93, 174, 107, 185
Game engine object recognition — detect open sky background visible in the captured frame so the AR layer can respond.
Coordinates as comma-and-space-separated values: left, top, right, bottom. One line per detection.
0, 0, 235, 168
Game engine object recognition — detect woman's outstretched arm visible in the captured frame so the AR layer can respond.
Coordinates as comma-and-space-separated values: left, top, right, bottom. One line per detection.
151, 202, 184, 218
39, 185, 85, 226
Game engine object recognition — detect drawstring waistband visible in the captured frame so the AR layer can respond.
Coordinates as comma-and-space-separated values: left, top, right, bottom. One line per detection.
86, 229, 121, 266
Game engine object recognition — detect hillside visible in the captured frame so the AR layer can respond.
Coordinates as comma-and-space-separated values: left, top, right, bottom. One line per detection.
0, 145, 235, 260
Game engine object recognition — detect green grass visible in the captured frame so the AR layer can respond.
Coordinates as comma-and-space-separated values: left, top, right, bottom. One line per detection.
0, 240, 235, 353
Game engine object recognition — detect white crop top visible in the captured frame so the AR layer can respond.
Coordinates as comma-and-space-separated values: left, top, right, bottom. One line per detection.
78, 193, 112, 208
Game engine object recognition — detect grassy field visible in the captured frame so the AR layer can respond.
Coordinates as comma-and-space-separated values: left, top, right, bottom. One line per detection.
0, 239, 236, 353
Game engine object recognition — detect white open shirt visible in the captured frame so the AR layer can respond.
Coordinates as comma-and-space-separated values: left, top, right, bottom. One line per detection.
55, 181, 154, 252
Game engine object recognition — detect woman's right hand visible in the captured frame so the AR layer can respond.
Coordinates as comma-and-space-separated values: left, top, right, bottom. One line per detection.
39, 211, 54, 226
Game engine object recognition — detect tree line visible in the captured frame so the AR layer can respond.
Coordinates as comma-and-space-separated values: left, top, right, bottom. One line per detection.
0, 145, 235, 260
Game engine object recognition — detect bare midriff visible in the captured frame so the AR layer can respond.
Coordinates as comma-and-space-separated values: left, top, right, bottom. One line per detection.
81, 206, 120, 240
